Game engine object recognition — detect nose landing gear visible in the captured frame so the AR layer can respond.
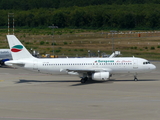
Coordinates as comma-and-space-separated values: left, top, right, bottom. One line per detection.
134, 75, 138, 81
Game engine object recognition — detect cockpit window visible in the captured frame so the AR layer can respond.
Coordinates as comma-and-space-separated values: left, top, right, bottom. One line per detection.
143, 62, 150, 64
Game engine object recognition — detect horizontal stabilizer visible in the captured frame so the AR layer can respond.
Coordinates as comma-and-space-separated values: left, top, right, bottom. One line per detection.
5, 60, 25, 67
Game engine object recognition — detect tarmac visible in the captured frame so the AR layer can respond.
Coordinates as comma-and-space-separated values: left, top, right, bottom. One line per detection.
0, 61, 159, 120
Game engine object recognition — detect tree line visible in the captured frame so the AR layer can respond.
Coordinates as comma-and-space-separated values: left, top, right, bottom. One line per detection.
0, 0, 160, 10
1, 4, 160, 30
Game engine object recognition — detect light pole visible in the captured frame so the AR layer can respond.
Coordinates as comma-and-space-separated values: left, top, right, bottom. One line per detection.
88, 50, 90, 57
49, 24, 58, 55
110, 30, 117, 53
98, 50, 100, 57
8, 13, 14, 35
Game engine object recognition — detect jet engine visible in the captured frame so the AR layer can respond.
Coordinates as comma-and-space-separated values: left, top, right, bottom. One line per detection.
92, 72, 110, 81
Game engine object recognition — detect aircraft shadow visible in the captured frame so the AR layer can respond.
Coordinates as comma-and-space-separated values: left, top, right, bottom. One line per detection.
16, 79, 110, 86
0, 66, 15, 69
71, 79, 112, 86
15, 78, 158, 86
71, 79, 158, 86
110, 79, 158, 82
16, 79, 79, 84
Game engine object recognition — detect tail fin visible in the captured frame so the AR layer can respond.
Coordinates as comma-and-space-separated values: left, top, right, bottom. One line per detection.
6, 35, 34, 60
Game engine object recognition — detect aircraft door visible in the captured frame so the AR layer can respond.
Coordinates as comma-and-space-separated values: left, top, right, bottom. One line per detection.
133, 59, 138, 69
33, 60, 38, 70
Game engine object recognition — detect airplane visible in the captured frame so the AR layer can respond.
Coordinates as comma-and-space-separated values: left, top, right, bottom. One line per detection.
0, 49, 12, 66
5, 35, 156, 83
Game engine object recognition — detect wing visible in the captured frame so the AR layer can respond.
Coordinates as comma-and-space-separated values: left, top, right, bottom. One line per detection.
66, 68, 112, 73
65, 68, 113, 80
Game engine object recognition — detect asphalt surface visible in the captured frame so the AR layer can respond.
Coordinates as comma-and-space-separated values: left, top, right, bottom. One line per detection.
0, 61, 159, 120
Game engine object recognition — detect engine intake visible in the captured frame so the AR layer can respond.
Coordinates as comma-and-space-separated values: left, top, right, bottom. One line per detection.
92, 72, 110, 81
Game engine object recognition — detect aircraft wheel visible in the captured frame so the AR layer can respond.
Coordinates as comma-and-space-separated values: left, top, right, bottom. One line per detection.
81, 77, 88, 83
134, 77, 138, 81
81, 78, 85, 83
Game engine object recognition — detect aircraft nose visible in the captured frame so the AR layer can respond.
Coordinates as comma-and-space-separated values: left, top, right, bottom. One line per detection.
151, 64, 156, 70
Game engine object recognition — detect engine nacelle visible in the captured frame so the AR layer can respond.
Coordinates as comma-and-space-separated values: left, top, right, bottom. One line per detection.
92, 72, 110, 81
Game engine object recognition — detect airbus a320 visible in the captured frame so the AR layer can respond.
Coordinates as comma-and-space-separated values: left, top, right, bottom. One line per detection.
5, 35, 156, 83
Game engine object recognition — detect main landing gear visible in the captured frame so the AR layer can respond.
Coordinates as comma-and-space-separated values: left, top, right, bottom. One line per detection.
81, 77, 88, 83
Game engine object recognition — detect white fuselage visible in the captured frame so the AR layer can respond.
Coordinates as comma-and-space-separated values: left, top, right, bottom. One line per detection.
17, 57, 155, 75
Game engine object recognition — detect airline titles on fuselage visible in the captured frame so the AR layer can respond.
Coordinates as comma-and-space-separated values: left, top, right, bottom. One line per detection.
95, 60, 132, 63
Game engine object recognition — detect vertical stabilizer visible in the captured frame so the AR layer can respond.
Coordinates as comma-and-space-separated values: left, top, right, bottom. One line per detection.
6, 35, 34, 60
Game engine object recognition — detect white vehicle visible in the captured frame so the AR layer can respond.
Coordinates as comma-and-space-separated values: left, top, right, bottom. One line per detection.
0, 49, 12, 66
5, 35, 156, 83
